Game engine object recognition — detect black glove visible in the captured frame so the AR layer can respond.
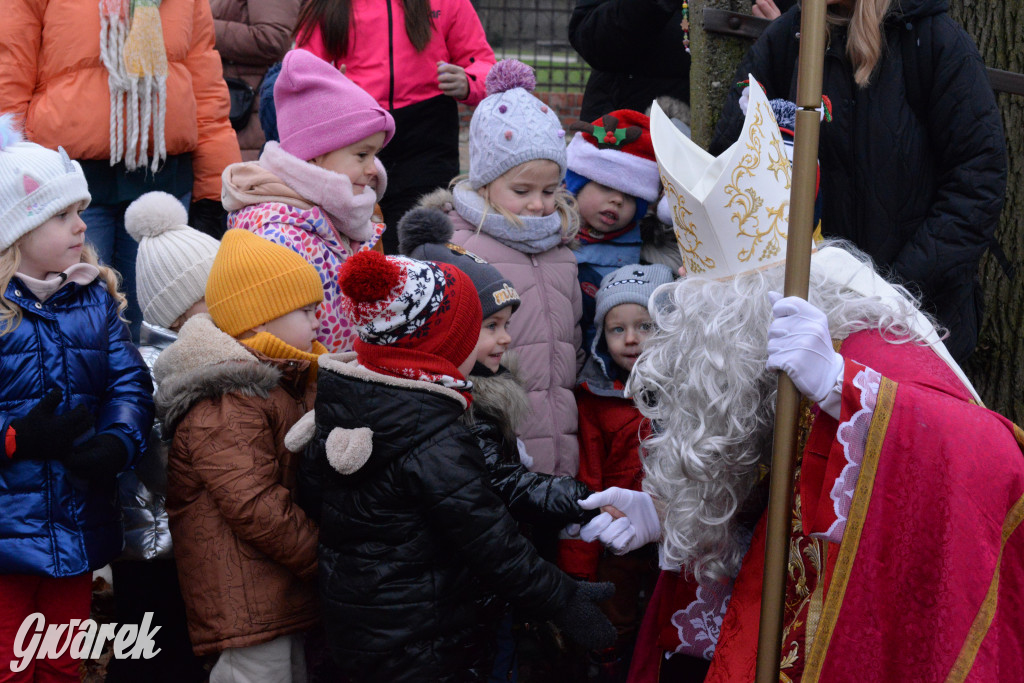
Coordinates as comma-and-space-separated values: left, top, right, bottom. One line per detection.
64, 433, 129, 485
552, 580, 617, 651
6, 388, 93, 461
188, 198, 227, 239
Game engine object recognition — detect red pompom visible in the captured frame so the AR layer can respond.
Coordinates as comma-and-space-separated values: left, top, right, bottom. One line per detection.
338, 251, 401, 303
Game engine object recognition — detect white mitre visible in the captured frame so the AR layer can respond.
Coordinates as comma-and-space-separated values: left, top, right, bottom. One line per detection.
652, 75, 801, 279
651, 76, 980, 401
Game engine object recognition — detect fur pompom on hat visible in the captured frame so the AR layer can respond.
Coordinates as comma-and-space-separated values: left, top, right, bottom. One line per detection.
338, 251, 482, 383
0, 114, 91, 251
126, 191, 220, 328
397, 207, 521, 319
566, 110, 661, 203
468, 60, 567, 189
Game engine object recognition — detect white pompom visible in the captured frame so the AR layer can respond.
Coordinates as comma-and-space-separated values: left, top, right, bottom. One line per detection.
124, 191, 190, 242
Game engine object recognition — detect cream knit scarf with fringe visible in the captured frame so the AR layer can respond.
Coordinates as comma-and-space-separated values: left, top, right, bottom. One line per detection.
99, 0, 168, 172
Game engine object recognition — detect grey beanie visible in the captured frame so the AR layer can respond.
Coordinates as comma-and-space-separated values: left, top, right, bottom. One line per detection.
469, 60, 567, 189
398, 207, 521, 319
592, 263, 675, 352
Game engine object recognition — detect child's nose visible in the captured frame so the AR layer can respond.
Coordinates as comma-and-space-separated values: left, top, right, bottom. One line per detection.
498, 329, 512, 345
72, 214, 87, 233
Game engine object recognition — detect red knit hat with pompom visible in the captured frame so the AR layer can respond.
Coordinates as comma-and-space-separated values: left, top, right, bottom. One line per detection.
338, 251, 482, 382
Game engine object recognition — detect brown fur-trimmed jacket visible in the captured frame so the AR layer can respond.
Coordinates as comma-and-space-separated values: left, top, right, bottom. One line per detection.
154, 314, 319, 655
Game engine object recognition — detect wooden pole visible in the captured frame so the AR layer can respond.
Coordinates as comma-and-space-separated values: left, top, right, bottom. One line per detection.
754, 1, 828, 681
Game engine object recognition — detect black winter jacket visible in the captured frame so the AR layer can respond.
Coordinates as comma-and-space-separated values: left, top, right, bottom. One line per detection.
465, 362, 595, 529
709, 0, 1006, 361
297, 354, 576, 682
568, 0, 689, 120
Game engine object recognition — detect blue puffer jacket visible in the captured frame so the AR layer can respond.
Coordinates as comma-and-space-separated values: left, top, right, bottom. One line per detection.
0, 277, 154, 577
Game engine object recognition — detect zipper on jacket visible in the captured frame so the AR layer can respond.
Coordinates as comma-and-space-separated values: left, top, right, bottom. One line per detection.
386, 0, 395, 110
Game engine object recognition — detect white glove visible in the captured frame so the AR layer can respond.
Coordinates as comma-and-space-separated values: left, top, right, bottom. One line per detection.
738, 86, 750, 115
766, 293, 845, 416
578, 488, 661, 555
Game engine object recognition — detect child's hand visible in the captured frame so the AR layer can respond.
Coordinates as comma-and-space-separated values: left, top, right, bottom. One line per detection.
600, 504, 625, 519
437, 62, 469, 101
338, 64, 347, 75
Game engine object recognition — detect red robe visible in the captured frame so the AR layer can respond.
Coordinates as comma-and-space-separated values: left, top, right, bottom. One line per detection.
633, 330, 1024, 682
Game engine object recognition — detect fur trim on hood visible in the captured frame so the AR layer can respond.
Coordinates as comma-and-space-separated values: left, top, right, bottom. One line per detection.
464, 354, 529, 444
154, 314, 281, 432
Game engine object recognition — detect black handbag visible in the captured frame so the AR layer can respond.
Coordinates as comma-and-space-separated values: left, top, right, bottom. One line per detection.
225, 76, 256, 131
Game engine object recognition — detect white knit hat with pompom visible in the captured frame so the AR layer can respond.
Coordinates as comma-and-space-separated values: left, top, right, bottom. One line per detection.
125, 191, 220, 328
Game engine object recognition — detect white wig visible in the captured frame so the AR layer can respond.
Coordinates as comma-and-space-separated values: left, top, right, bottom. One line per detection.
628, 243, 933, 582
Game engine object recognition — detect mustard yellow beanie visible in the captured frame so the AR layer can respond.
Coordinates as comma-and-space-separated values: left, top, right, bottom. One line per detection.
206, 229, 323, 337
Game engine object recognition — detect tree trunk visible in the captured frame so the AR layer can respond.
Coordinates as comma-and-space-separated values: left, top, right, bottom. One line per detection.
952, 1, 1024, 421
689, 0, 755, 148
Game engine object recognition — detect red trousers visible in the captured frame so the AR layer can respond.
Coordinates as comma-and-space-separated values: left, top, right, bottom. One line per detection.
0, 573, 92, 682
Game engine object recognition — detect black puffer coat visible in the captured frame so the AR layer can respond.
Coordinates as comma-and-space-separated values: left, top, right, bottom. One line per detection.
465, 362, 595, 528
710, 0, 1006, 361
297, 354, 576, 682
568, 0, 689, 120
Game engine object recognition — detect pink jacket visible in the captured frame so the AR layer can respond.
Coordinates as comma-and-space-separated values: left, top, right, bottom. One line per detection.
296, 0, 494, 109
422, 190, 583, 477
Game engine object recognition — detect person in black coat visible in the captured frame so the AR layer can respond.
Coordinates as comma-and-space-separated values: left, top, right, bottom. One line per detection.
710, 0, 1006, 362
294, 251, 616, 682
568, 0, 691, 121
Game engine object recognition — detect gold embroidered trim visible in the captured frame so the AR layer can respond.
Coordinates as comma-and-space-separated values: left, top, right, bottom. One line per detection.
802, 376, 897, 682
944, 494, 1024, 682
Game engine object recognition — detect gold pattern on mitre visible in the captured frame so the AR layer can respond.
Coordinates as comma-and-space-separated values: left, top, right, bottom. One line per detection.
652, 74, 807, 280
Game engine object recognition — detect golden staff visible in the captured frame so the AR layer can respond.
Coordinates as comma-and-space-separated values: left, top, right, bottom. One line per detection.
754, 0, 828, 681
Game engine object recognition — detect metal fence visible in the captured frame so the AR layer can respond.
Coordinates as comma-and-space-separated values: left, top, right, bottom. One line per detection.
471, 0, 590, 93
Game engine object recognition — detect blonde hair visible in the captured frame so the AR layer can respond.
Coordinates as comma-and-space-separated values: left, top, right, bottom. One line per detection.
0, 241, 128, 336
829, 0, 894, 87
451, 169, 581, 244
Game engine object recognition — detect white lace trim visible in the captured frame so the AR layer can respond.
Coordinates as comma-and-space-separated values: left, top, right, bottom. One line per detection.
671, 579, 733, 660
812, 366, 881, 544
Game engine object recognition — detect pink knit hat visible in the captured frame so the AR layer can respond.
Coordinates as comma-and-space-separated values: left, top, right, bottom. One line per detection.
274, 49, 396, 161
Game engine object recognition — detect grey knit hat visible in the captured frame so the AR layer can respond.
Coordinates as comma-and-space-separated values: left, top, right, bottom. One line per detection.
398, 207, 521, 319
125, 191, 220, 329
592, 263, 675, 353
469, 60, 567, 189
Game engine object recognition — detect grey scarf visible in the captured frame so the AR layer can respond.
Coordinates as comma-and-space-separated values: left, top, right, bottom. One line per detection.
453, 182, 564, 254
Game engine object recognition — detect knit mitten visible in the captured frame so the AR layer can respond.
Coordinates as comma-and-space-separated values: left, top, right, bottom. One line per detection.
552, 580, 617, 651
4, 389, 93, 462
63, 434, 129, 484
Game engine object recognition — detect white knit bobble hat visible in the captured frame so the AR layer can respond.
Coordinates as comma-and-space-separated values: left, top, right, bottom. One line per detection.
125, 191, 220, 328
468, 60, 567, 189
0, 115, 91, 251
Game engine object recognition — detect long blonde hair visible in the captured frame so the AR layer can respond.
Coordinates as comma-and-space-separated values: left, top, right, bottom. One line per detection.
0, 241, 127, 336
451, 172, 581, 244
830, 0, 895, 87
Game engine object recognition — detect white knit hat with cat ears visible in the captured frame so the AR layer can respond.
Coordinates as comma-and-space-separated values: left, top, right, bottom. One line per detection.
0, 114, 91, 251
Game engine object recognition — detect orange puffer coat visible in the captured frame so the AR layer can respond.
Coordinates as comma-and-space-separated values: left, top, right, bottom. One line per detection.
0, 0, 241, 202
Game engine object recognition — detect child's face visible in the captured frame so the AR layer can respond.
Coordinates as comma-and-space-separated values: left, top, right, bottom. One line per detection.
476, 308, 513, 372
603, 303, 653, 373
577, 182, 636, 234
256, 304, 319, 352
310, 131, 386, 195
18, 201, 88, 279
482, 160, 561, 218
